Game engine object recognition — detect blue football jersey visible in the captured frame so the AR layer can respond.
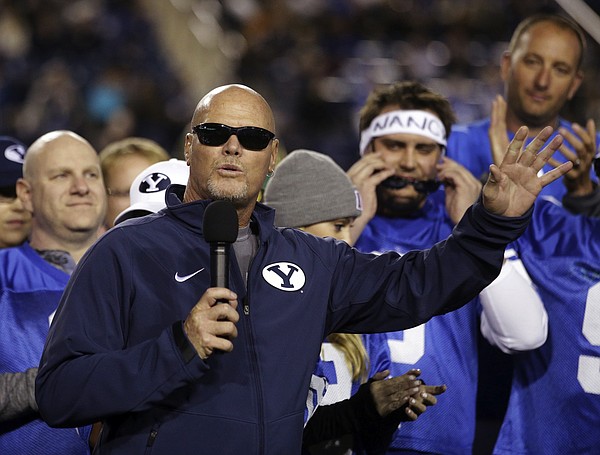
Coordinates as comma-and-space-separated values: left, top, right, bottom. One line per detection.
313, 333, 391, 407
356, 191, 480, 455
0, 243, 90, 455
493, 198, 600, 454
306, 333, 391, 454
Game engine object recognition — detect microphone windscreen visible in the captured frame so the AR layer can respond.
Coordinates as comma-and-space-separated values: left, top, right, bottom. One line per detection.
203, 200, 239, 243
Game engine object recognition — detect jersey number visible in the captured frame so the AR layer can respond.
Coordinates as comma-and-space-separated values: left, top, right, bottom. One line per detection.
320, 344, 354, 405
578, 282, 600, 394
387, 324, 425, 364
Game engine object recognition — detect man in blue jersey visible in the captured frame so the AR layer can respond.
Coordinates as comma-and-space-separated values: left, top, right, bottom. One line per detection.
481, 102, 600, 454
448, 14, 598, 202
0, 131, 106, 454
489, 182, 600, 454
36, 84, 570, 454
348, 81, 550, 455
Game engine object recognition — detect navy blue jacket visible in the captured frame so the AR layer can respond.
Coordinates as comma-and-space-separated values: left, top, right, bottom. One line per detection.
36, 185, 530, 454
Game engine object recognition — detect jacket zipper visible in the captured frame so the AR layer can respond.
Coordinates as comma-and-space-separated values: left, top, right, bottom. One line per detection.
146, 428, 158, 448
244, 251, 265, 453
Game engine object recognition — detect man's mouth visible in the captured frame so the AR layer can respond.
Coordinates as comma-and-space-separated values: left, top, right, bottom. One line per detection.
526, 91, 549, 103
216, 164, 244, 177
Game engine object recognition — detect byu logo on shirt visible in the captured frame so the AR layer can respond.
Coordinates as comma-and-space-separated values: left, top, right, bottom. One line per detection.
262, 262, 305, 291
139, 172, 171, 193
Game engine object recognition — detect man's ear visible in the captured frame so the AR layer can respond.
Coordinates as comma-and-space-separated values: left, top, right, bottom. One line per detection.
269, 138, 280, 171
567, 70, 584, 100
184, 133, 193, 165
16, 178, 33, 214
500, 51, 512, 83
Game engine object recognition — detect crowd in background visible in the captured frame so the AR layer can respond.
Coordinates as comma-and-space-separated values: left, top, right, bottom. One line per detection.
228, 0, 600, 168
2, 1, 600, 169
0, 0, 191, 153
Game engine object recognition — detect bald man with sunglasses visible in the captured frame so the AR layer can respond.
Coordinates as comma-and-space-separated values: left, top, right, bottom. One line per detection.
36, 84, 570, 455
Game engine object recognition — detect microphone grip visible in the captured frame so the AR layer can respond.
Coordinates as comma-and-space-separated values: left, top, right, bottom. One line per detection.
210, 243, 230, 303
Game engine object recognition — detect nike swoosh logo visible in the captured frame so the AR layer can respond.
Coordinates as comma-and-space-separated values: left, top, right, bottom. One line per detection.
174, 268, 205, 283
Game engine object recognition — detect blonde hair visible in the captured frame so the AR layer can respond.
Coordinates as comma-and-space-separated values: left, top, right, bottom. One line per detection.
325, 333, 369, 383
99, 137, 170, 178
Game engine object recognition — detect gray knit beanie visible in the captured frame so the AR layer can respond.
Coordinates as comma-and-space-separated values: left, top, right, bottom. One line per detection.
263, 149, 362, 228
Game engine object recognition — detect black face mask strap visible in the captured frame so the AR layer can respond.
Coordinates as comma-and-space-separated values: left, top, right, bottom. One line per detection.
368, 141, 442, 194
380, 176, 442, 194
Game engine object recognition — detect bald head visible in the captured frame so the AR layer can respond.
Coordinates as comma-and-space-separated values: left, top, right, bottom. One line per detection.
192, 84, 276, 133
17, 130, 106, 259
183, 84, 279, 225
23, 131, 97, 180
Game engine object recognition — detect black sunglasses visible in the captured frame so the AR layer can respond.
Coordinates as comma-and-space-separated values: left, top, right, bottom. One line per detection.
192, 123, 275, 151
380, 176, 442, 194
594, 155, 600, 179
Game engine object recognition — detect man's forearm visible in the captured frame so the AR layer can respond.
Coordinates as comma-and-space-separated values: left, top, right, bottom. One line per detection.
0, 368, 39, 422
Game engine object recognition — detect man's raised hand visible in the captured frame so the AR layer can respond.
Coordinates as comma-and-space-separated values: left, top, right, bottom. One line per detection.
482, 126, 573, 216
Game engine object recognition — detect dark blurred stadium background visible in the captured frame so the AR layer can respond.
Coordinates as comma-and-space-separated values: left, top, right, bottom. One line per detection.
1, 0, 599, 169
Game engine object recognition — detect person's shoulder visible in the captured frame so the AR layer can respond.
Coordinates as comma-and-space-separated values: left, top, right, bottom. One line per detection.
514, 197, 600, 259
447, 118, 492, 172
532, 196, 586, 222
0, 243, 63, 289
525, 197, 597, 240
112, 211, 165, 230
0, 243, 33, 265
274, 227, 351, 260
0, 246, 22, 281
95, 212, 174, 254
0, 244, 20, 259
275, 226, 321, 244
450, 117, 490, 137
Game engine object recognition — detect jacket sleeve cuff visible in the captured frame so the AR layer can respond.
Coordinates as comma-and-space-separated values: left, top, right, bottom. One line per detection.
463, 197, 533, 245
562, 182, 600, 217
172, 320, 197, 364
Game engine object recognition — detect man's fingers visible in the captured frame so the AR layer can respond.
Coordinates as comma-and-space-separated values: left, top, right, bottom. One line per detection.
404, 407, 418, 421
347, 154, 395, 191
209, 301, 240, 324
539, 161, 574, 186
406, 396, 427, 415
216, 320, 238, 340
530, 134, 563, 173
183, 289, 241, 359
184, 318, 237, 358
370, 370, 390, 381
487, 164, 503, 185
347, 153, 389, 180
423, 384, 447, 396
418, 391, 437, 406
569, 121, 595, 152
555, 144, 578, 163
200, 287, 238, 309
503, 126, 529, 165
559, 125, 584, 152
520, 126, 554, 167
403, 368, 421, 378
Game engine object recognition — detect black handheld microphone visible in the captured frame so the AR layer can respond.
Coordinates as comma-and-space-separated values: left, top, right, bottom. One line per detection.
203, 200, 239, 298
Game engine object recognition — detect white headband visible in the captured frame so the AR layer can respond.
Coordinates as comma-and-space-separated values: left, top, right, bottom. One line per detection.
359, 109, 447, 155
